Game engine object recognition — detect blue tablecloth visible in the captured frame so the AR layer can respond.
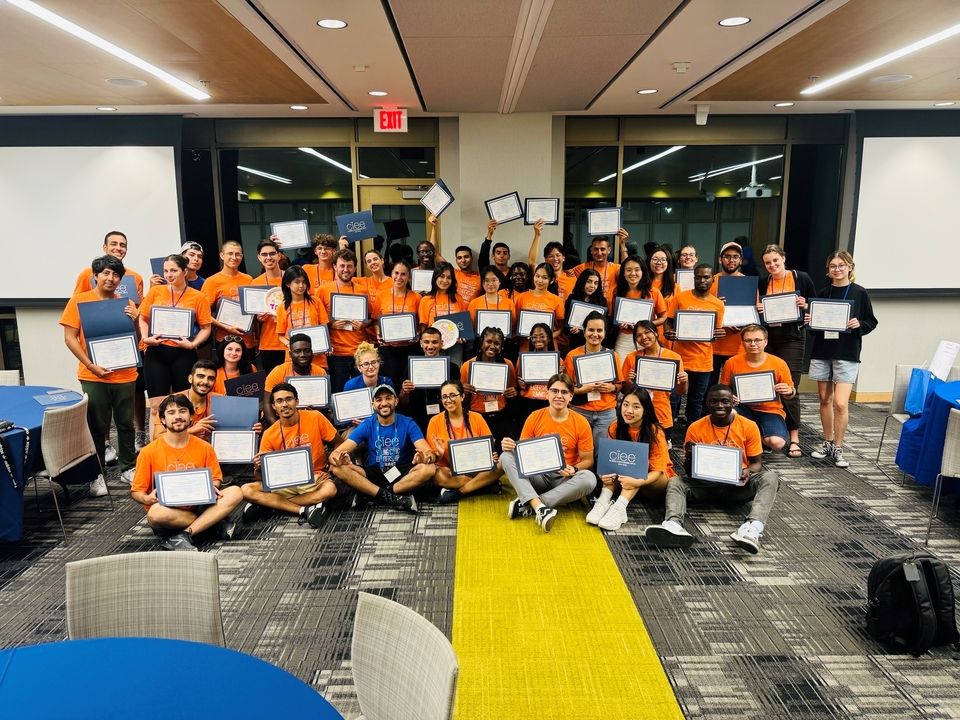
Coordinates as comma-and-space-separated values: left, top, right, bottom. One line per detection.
896, 380, 960, 486
0, 638, 344, 718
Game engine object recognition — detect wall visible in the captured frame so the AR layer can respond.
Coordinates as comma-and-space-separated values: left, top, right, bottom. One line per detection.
16, 308, 78, 390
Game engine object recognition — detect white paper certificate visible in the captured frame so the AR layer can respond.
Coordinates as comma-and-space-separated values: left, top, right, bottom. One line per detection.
476, 309, 512, 338
734, 371, 777, 404
614, 298, 654, 326
674, 311, 716, 342
449, 436, 495, 475
691, 444, 743, 485
573, 352, 616, 385
485, 192, 523, 224
809, 300, 851, 332
929, 340, 960, 382
519, 352, 559, 383
410, 268, 434, 293
587, 208, 621, 236
331, 293, 368, 322
567, 300, 606, 329
408, 356, 449, 388
675, 269, 695, 292
270, 220, 311, 250
261, 447, 313, 490
722, 305, 760, 328
150, 307, 194, 339
286, 375, 330, 408
332, 388, 373, 424
239, 286, 272, 316
469, 362, 509, 394
635, 357, 678, 392
515, 434, 564, 477
294, 324, 330, 354
420, 180, 454, 217
524, 198, 560, 225
88, 334, 139, 371
517, 309, 554, 337
211, 430, 257, 464
380, 313, 418, 343
761, 293, 800, 324
154, 469, 216, 507
216, 299, 254, 333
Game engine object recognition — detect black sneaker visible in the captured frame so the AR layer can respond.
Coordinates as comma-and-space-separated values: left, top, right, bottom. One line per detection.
299, 503, 327, 528
160, 531, 197, 551
242, 502, 266, 523
218, 519, 237, 541
383, 489, 418, 514
437, 488, 462, 504
536, 505, 558, 532
507, 498, 532, 519
352, 492, 374, 510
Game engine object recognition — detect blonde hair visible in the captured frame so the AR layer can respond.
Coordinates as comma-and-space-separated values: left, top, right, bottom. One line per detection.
354, 341, 380, 368
762, 244, 785, 260
826, 250, 856, 282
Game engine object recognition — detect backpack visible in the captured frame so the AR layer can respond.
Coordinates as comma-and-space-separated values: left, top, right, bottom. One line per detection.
866, 552, 960, 656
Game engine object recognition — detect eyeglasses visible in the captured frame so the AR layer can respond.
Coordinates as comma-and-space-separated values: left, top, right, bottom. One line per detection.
223, 335, 244, 344
679, 252, 697, 258
548, 388, 571, 396
650, 257, 667, 264
721, 254, 741, 261
828, 264, 848, 271
742, 338, 765, 345
440, 394, 461, 401
359, 360, 380, 369
259, 251, 279, 258
273, 397, 297, 405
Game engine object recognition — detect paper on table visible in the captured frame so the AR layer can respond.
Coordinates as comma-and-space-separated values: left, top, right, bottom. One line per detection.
929, 340, 960, 382
614, 298, 654, 326
519, 352, 558, 383
156, 470, 215, 506
261, 448, 313, 490
449, 436, 495, 475
691, 444, 742, 485
216, 299, 254, 333
761, 293, 800, 324
674, 311, 716, 342
88, 335, 140, 371
211, 430, 256, 464
733, 371, 777, 404
516, 435, 564, 476
574, 352, 616, 385
150, 307, 193, 338
635, 357, 678, 391
469, 361, 509, 393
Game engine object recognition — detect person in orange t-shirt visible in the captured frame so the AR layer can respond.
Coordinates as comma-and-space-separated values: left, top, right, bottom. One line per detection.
212, 336, 258, 395
709, 241, 754, 385
621, 320, 687, 433
515, 263, 564, 352
568, 230, 629, 307
304, 234, 337, 289
262, 334, 327, 425
460, 327, 517, 445
316, 249, 368, 393
71, 230, 144, 300
201, 240, 254, 349
250, 239, 285, 373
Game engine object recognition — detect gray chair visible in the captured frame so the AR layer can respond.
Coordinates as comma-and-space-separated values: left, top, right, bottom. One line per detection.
876, 364, 921, 468
351, 591, 459, 720
65, 552, 226, 646
0, 369, 21, 385
926, 408, 960, 544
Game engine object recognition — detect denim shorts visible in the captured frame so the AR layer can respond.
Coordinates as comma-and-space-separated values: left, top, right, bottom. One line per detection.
735, 407, 789, 441
808, 358, 859, 384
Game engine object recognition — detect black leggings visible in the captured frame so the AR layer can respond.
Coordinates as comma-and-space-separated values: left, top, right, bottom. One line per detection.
766, 335, 805, 432
144, 345, 197, 397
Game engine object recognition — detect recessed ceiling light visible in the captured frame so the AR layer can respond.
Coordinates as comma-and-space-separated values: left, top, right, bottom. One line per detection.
418, 160, 429, 164
106, 77, 147, 87
768, 176, 782, 181
719, 17, 750, 27
96, 106, 117, 112
871, 74, 913, 84
316, 19, 347, 29
290, 105, 308, 110
935, 101, 956, 106
774, 102, 794, 107
368, 90, 388, 97
637, 88, 658, 95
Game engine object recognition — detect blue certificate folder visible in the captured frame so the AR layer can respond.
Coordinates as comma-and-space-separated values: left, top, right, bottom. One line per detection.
717, 275, 758, 306
336, 210, 376, 242
78, 298, 136, 340
443, 311, 475, 341
210, 395, 259, 430
150, 257, 165, 277
596, 438, 649, 478
225, 371, 265, 398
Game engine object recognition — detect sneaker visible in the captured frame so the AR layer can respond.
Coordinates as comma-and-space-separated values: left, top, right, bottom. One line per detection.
120, 468, 134, 485
507, 497, 533, 519
644, 519, 694, 548
585, 498, 611, 525
160, 531, 197, 551
832, 446, 850, 468
242, 502, 265, 523
352, 492, 373, 511
104, 443, 118, 466
385, 490, 418, 514
438, 488, 462, 504
299, 503, 327, 528
135, 431, 148, 453
219, 519, 237, 541
811, 440, 834, 460
536, 505, 558, 533
88, 474, 108, 497
730, 521, 762, 554
598, 502, 629, 531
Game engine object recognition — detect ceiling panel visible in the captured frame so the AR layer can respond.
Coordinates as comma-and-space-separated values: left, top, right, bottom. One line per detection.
388, 0, 522, 37
542, 0, 679, 36
404, 37, 514, 112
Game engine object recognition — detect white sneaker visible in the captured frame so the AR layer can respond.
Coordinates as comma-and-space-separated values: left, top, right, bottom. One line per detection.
89, 474, 108, 497
832, 446, 850, 469
598, 502, 628, 531
585, 498, 611, 525
120, 468, 135, 485
644, 519, 694, 548
811, 440, 834, 460
730, 521, 762, 554
104, 443, 118, 465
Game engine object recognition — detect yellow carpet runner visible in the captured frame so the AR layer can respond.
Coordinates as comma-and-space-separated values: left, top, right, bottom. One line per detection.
452, 493, 684, 719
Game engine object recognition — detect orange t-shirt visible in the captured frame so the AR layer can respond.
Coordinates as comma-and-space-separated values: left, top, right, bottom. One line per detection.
562, 347, 624, 412
153, 389, 224, 440
304, 264, 334, 290
684, 413, 762, 469
252, 273, 284, 351
454, 269, 481, 306
615, 287, 667, 338
520, 408, 594, 466
276, 299, 328, 340
709, 273, 755, 357
763, 272, 796, 296
317, 279, 367, 357
132, 435, 223, 502
571, 261, 620, 306
264, 361, 327, 393
418, 293, 465, 327
669, 290, 724, 373
555, 273, 577, 303
60, 290, 138, 384
201, 270, 255, 348
460, 357, 516, 413
621, 347, 684, 430
139, 284, 212, 348
606, 422, 674, 476
373, 287, 421, 319
259, 408, 338, 473
73, 267, 144, 300
467, 294, 517, 336
719, 352, 793, 419
425, 411, 493, 468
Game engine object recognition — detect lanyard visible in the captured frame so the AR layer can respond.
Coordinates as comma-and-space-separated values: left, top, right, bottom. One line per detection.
0, 427, 30, 490
169, 284, 187, 307
279, 417, 302, 449
711, 421, 733, 446
392, 289, 408, 314
374, 420, 397, 469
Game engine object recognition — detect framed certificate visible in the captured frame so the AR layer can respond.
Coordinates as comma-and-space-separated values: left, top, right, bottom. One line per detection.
379, 313, 418, 343
286, 375, 330, 408
573, 351, 616, 385
239, 285, 273, 316
420, 179, 455, 217
721, 305, 760, 328
411, 268, 434, 293
733, 371, 777, 404
331, 387, 374, 424
475, 309, 512, 338
517, 309, 554, 337
809, 299, 852, 332
691, 444, 743, 485
635, 357, 678, 392
270, 220, 311, 250
293, 324, 331, 354
587, 207, 621, 236
519, 352, 559, 383
524, 197, 560, 225
261, 447, 314, 491
485, 191, 523, 224
331, 293, 368, 322
215, 299, 254, 333
515, 434, 564, 477
154, 469, 216, 507
596, 438, 649, 478
449, 436, 495, 476
149, 307, 194, 339
567, 300, 606, 329
408, 356, 449, 388
469, 361, 509, 394
674, 311, 716, 342
211, 430, 257, 464
613, 297, 654, 326
761, 293, 800, 324
87, 333, 140, 371
675, 269, 695, 292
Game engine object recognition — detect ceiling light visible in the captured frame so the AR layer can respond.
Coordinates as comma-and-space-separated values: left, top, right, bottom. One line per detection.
299, 147, 370, 179
598, 145, 685, 183
934, 101, 956, 107
637, 89, 658, 95
317, 19, 348, 29
368, 90, 388, 97
106, 77, 146, 87
871, 74, 913, 83
237, 165, 291, 184
7, 0, 210, 101
417, 160, 429, 164
774, 102, 794, 107
96, 106, 117, 112
768, 176, 782, 180
290, 105, 308, 110
719, 17, 750, 27
802, 21, 960, 94
688, 154, 784, 182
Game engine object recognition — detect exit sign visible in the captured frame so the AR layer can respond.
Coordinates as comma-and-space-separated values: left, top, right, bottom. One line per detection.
374, 107, 408, 133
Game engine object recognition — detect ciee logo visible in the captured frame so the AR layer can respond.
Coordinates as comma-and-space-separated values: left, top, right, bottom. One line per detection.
236, 383, 261, 396
608, 450, 637, 464
346, 221, 368, 233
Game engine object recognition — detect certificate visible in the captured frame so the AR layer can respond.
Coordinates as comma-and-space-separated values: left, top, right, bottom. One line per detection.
519, 352, 559, 383
154, 469, 216, 507
239, 286, 273, 315
270, 220, 311, 250
524, 197, 560, 225
613, 297, 654, 326
149, 307, 194, 339
567, 300, 606, 329
635, 357, 678, 392
216, 299, 254, 333
675, 269, 695, 292
449, 436, 495, 476
294, 324, 331, 354
722, 305, 760, 328
408, 356, 450, 388
674, 311, 716, 342
475, 309, 512, 338
485, 192, 523, 224
587, 208, 621, 236
379, 313, 418, 343
420, 179, 455, 217
331, 387, 373, 424
331, 293, 368, 322
261, 447, 314, 491
515, 434, 564, 477
411, 268, 434, 293
573, 351, 616, 385
929, 340, 960, 382
87, 334, 140, 371
517, 309, 554, 337
733, 371, 777, 404
596, 438, 649, 478
761, 293, 800, 324
286, 375, 330, 408
690, 444, 743, 485
469, 361, 509, 394
809, 299, 852, 332
210, 430, 257, 464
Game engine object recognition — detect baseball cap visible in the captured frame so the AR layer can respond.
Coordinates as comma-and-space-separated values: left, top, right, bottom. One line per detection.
180, 241, 203, 254
719, 241, 742, 256
372, 384, 397, 398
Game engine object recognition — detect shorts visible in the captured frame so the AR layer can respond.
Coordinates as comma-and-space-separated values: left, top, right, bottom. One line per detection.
735, 407, 789, 441
363, 463, 416, 488
808, 358, 859, 384
272, 479, 321, 499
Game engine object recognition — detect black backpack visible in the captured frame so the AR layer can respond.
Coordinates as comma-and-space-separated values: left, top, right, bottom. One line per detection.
866, 552, 960, 656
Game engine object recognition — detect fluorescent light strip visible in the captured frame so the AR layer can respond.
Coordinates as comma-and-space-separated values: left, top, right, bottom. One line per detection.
598, 145, 685, 182
801, 21, 960, 95
298, 147, 369, 179
237, 165, 291, 184
7, 0, 210, 101
688, 154, 783, 182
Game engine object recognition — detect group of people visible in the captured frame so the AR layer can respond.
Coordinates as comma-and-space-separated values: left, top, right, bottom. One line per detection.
58, 221, 877, 553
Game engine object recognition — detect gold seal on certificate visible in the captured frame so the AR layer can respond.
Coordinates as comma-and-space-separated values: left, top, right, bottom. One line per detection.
432, 318, 459, 349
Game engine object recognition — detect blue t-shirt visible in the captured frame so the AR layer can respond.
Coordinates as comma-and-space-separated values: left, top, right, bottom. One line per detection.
351, 413, 423, 468
343, 374, 392, 392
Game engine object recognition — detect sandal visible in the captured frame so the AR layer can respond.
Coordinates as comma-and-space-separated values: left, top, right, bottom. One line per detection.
786, 442, 802, 458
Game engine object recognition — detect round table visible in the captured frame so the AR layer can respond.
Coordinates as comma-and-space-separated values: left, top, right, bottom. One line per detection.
896, 380, 960, 486
0, 638, 344, 718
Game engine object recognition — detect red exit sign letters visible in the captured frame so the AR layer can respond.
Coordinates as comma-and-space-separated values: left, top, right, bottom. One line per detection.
374, 107, 408, 133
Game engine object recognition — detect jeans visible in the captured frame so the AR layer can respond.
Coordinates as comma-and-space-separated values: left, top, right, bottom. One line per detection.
684, 371, 712, 421
81, 380, 136, 471
663, 469, 780, 525
501, 452, 596, 508
570, 406, 616, 456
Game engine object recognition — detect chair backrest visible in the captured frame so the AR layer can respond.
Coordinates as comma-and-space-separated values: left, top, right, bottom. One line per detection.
65, 552, 226, 646
890, 364, 923, 414
949, 366, 960, 382
0, 370, 21, 386
40, 396, 97, 477
943, 408, 960, 478
352, 591, 459, 720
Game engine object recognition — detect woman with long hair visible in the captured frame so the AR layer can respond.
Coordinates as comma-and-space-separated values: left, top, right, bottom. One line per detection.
373, 259, 420, 388
515, 262, 564, 352
418, 261, 466, 365
516, 322, 556, 416
467, 266, 517, 356
613, 256, 668, 359
562, 268, 607, 353
460, 326, 517, 447
621, 320, 686, 440
212, 335, 258, 394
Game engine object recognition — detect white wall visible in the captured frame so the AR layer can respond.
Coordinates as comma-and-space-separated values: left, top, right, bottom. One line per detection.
16, 307, 78, 390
